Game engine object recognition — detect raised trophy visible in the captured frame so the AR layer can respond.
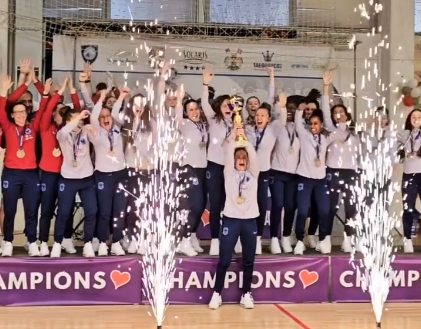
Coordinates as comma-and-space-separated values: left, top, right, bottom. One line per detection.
229, 95, 247, 146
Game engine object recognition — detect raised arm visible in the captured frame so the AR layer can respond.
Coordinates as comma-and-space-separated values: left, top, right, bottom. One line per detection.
91, 89, 107, 128
0, 76, 15, 130
7, 72, 33, 105
79, 72, 94, 111
33, 78, 53, 132
174, 86, 185, 127
271, 93, 287, 134
201, 67, 214, 120
111, 87, 130, 126
57, 110, 90, 140
294, 108, 307, 136
40, 93, 61, 132
321, 70, 336, 131
67, 76, 81, 112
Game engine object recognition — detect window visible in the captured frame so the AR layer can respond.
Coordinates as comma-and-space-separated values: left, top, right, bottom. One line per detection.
208, 0, 290, 26
110, 0, 196, 23
416, 0, 421, 32
43, 0, 104, 19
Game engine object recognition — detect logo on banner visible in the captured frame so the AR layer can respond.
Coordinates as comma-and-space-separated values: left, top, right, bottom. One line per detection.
107, 50, 137, 64
81, 45, 98, 64
312, 63, 326, 71
148, 46, 165, 69
224, 49, 243, 71
291, 63, 309, 69
299, 269, 319, 288
180, 50, 213, 70
253, 50, 282, 70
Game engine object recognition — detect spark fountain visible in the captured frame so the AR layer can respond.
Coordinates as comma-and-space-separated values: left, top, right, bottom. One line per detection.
350, 2, 401, 328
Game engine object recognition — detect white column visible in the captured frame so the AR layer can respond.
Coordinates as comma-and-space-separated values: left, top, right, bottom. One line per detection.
378, 0, 415, 233
14, 0, 44, 86
0, 1, 9, 77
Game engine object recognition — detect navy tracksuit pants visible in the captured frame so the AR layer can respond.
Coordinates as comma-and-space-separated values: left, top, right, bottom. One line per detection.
125, 168, 153, 238
295, 175, 329, 241
180, 165, 207, 237
307, 194, 319, 235
54, 176, 97, 243
206, 161, 225, 239
256, 171, 270, 236
2, 168, 40, 243
94, 169, 128, 243
326, 167, 357, 238
269, 170, 297, 237
214, 217, 257, 294
402, 173, 421, 239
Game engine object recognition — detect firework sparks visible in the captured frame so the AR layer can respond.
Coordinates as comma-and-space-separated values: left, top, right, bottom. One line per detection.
349, 2, 400, 327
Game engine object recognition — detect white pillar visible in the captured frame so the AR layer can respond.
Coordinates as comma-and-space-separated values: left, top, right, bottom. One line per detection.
0, 1, 9, 77
14, 0, 44, 88
378, 0, 415, 232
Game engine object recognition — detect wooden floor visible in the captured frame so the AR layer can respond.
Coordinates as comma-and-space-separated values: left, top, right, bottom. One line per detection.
0, 304, 419, 329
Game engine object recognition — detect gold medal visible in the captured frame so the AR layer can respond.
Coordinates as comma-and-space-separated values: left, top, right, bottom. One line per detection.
108, 150, 115, 157
199, 141, 206, 148
236, 196, 245, 204
314, 158, 321, 167
337, 140, 344, 145
72, 160, 78, 167
16, 150, 25, 158
52, 148, 61, 157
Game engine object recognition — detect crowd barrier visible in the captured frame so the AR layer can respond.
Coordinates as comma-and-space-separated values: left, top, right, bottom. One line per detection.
0, 255, 420, 306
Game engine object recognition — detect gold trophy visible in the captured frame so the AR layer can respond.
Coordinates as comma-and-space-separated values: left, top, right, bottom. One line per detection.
230, 95, 247, 147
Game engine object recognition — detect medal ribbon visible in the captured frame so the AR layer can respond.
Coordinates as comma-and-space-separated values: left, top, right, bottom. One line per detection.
107, 130, 114, 152
238, 173, 247, 199
224, 120, 232, 140
313, 134, 321, 161
286, 124, 295, 149
410, 131, 421, 154
191, 120, 205, 143
71, 132, 82, 163
15, 126, 25, 152
255, 126, 266, 151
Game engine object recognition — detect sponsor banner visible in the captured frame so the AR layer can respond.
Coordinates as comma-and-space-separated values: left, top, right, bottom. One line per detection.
142, 257, 329, 304
331, 256, 421, 302
0, 257, 141, 306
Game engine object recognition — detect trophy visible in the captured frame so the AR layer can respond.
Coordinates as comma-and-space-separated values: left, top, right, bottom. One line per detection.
230, 95, 247, 146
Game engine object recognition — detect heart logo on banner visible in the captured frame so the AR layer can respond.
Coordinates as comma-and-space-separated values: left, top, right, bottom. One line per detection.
299, 269, 319, 289
110, 270, 131, 289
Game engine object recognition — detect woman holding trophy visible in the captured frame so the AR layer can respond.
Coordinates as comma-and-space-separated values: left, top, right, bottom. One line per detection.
209, 97, 259, 310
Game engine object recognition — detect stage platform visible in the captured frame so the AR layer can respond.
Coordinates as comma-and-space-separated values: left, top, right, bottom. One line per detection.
1, 246, 421, 307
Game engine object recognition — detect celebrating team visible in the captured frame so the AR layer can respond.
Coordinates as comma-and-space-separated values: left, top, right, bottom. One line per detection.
0, 58, 418, 261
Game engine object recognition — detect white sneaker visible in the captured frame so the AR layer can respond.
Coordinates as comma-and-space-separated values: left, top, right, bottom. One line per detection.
137, 240, 147, 255
294, 240, 306, 255
127, 240, 138, 254
28, 242, 40, 257
178, 237, 198, 257
24, 241, 29, 251
50, 242, 62, 258
240, 292, 254, 309
190, 233, 204, 253
255, 236, 262, 255
83, 242, 95, 257
1, 241, 12, 257
97, 242, 108, 256
281, 236, 293, 253
209, 238, 219, 256
341, 236, 352, 253
208, 292, 222, 310
111, 242, 126, 256
234, 238, 242, 254
404, 238, 414, 253
92, 238, 100, 253
121, 236, 130, 251
316, 236, 331, 254
40, 242, 50, 256
269, 237, 282, 255
307, 235, 317, 248
62, 238, 77, 254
